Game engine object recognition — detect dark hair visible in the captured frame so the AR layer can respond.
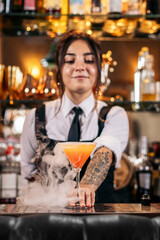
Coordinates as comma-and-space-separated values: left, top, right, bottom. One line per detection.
55, 30, 102, 99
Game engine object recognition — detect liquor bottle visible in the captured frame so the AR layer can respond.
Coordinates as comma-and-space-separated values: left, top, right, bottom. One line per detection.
107, 0, 122, 14
5, 0, 12, 13
136, 136, 153, 201
127, 0, 142, 15
12, 0, 23, 12
90, 0, 107, 37
36, 0, 44, 13
0, 0, 5, 13
141, 54, 156, 101
24, 0, 36, 13
69, 0, 84, 14
44, 0, 61, 15
0, 140, 20, 204
134, 47, 149, 102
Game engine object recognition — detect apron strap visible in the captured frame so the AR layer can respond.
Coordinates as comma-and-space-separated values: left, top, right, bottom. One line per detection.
98, 105, 113, 136
35, 104, 47, 141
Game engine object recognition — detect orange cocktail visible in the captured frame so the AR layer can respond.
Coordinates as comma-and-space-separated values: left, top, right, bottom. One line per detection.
62, 143, 96, 169
61, 142, 96, 208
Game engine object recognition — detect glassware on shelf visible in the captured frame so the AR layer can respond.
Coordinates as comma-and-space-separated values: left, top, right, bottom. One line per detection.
88, 0, 107, 37
37, 70, 58, 100
1, 65, 23, 101
22, 73, 38, 99
98, 51, 117, 99
103, 0, 128, 38
61, 142, 96, 208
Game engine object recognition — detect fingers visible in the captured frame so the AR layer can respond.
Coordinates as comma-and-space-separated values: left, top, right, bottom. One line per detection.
69, 186, 95, 208
79, 187, 95, 208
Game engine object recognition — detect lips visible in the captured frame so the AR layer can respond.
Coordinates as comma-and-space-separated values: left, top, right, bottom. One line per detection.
73, 75, 89, 78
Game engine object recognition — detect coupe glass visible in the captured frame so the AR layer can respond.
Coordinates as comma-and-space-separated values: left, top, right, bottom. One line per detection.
61, 142, 96, 207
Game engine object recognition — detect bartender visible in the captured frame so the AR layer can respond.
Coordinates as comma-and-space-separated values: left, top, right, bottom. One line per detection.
20, 30, 129, 207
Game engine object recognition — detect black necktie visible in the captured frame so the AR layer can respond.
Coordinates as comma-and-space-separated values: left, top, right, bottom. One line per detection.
68, 107, 82, 141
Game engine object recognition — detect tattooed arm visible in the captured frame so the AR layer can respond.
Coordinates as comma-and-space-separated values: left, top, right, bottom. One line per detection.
81, 147, 113, 189
69, 146, 113, 208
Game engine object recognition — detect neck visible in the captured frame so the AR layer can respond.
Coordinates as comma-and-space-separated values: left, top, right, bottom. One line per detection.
65, 90, 92, 105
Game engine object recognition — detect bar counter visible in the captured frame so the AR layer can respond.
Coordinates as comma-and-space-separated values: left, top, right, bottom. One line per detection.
0, 203, 160, 218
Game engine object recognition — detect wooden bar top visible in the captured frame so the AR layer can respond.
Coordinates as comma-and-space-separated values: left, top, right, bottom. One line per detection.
0, 203, 160, 217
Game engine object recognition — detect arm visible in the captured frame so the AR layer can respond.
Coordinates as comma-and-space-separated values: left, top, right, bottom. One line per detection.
79, 146, 113, 207
20, 108, 38, 179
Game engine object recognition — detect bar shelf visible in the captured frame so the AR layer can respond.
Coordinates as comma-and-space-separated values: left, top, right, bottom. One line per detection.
1, 99, 160, 112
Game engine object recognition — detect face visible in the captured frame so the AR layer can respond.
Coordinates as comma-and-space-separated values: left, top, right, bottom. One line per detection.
61, 40, 98, 98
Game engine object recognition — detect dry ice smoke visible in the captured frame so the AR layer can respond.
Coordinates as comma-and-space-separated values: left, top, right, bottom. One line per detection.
17, 143, 77, 207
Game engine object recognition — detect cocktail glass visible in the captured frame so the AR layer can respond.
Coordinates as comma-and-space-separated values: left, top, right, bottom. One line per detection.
61, 142, 96, 207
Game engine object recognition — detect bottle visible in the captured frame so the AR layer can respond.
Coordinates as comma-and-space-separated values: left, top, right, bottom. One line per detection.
5, 0, 12, 13
12, 0, 23, 12
43, 0, 61, 15
36, 0, 44, 13
107, 0, 122, 14
0, 0, 5, 13
23, 0, 36, 13
136, 136, 153, 201
90, 0, 107, 37
134, 47, 149, 102
69, 0, 84, 14
127, 0, 142, 15
0, 140, 20, 204
141, 54, 156, 101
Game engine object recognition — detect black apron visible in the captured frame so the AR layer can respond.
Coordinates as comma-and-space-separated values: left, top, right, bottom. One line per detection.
33, 104, 115, 203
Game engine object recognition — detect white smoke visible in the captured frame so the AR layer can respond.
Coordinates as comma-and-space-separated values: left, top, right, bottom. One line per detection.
17, 143, 77, 207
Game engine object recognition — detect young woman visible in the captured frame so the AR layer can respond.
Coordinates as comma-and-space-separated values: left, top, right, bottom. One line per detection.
20, 30, 129, 207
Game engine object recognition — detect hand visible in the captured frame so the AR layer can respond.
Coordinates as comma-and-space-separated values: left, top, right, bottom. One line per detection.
69, 185, 95, 208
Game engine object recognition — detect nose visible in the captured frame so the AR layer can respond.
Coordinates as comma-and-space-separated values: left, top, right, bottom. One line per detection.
75, 59, 85, 71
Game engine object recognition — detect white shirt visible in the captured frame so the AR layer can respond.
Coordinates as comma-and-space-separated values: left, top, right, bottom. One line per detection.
20, 93, 129, 179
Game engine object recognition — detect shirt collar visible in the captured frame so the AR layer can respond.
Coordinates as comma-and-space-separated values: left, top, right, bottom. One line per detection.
62, 92, 96, 118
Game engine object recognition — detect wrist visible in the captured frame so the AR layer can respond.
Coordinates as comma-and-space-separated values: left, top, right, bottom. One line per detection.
80, 183, 97, 192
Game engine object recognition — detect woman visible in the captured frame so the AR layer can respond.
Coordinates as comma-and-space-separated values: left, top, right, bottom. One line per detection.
20, 30, 129, 207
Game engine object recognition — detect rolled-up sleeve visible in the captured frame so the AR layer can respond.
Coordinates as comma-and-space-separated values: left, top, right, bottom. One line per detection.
92, 106, 129, 167
20, 108, 38, 179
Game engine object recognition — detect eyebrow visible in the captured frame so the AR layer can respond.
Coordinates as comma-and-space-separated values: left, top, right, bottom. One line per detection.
65, 52, 95, 56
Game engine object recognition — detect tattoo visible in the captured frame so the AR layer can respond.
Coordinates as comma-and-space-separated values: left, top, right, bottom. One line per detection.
81, 149, 112, 190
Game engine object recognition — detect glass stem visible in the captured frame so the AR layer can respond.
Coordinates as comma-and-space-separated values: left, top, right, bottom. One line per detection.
75, 168, 80, 197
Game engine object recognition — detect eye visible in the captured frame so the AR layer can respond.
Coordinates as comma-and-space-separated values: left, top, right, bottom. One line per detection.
64, 60, 74, 64
85, 60, 95, 64
64, 56, 75, 64
84, 55, 95, 64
